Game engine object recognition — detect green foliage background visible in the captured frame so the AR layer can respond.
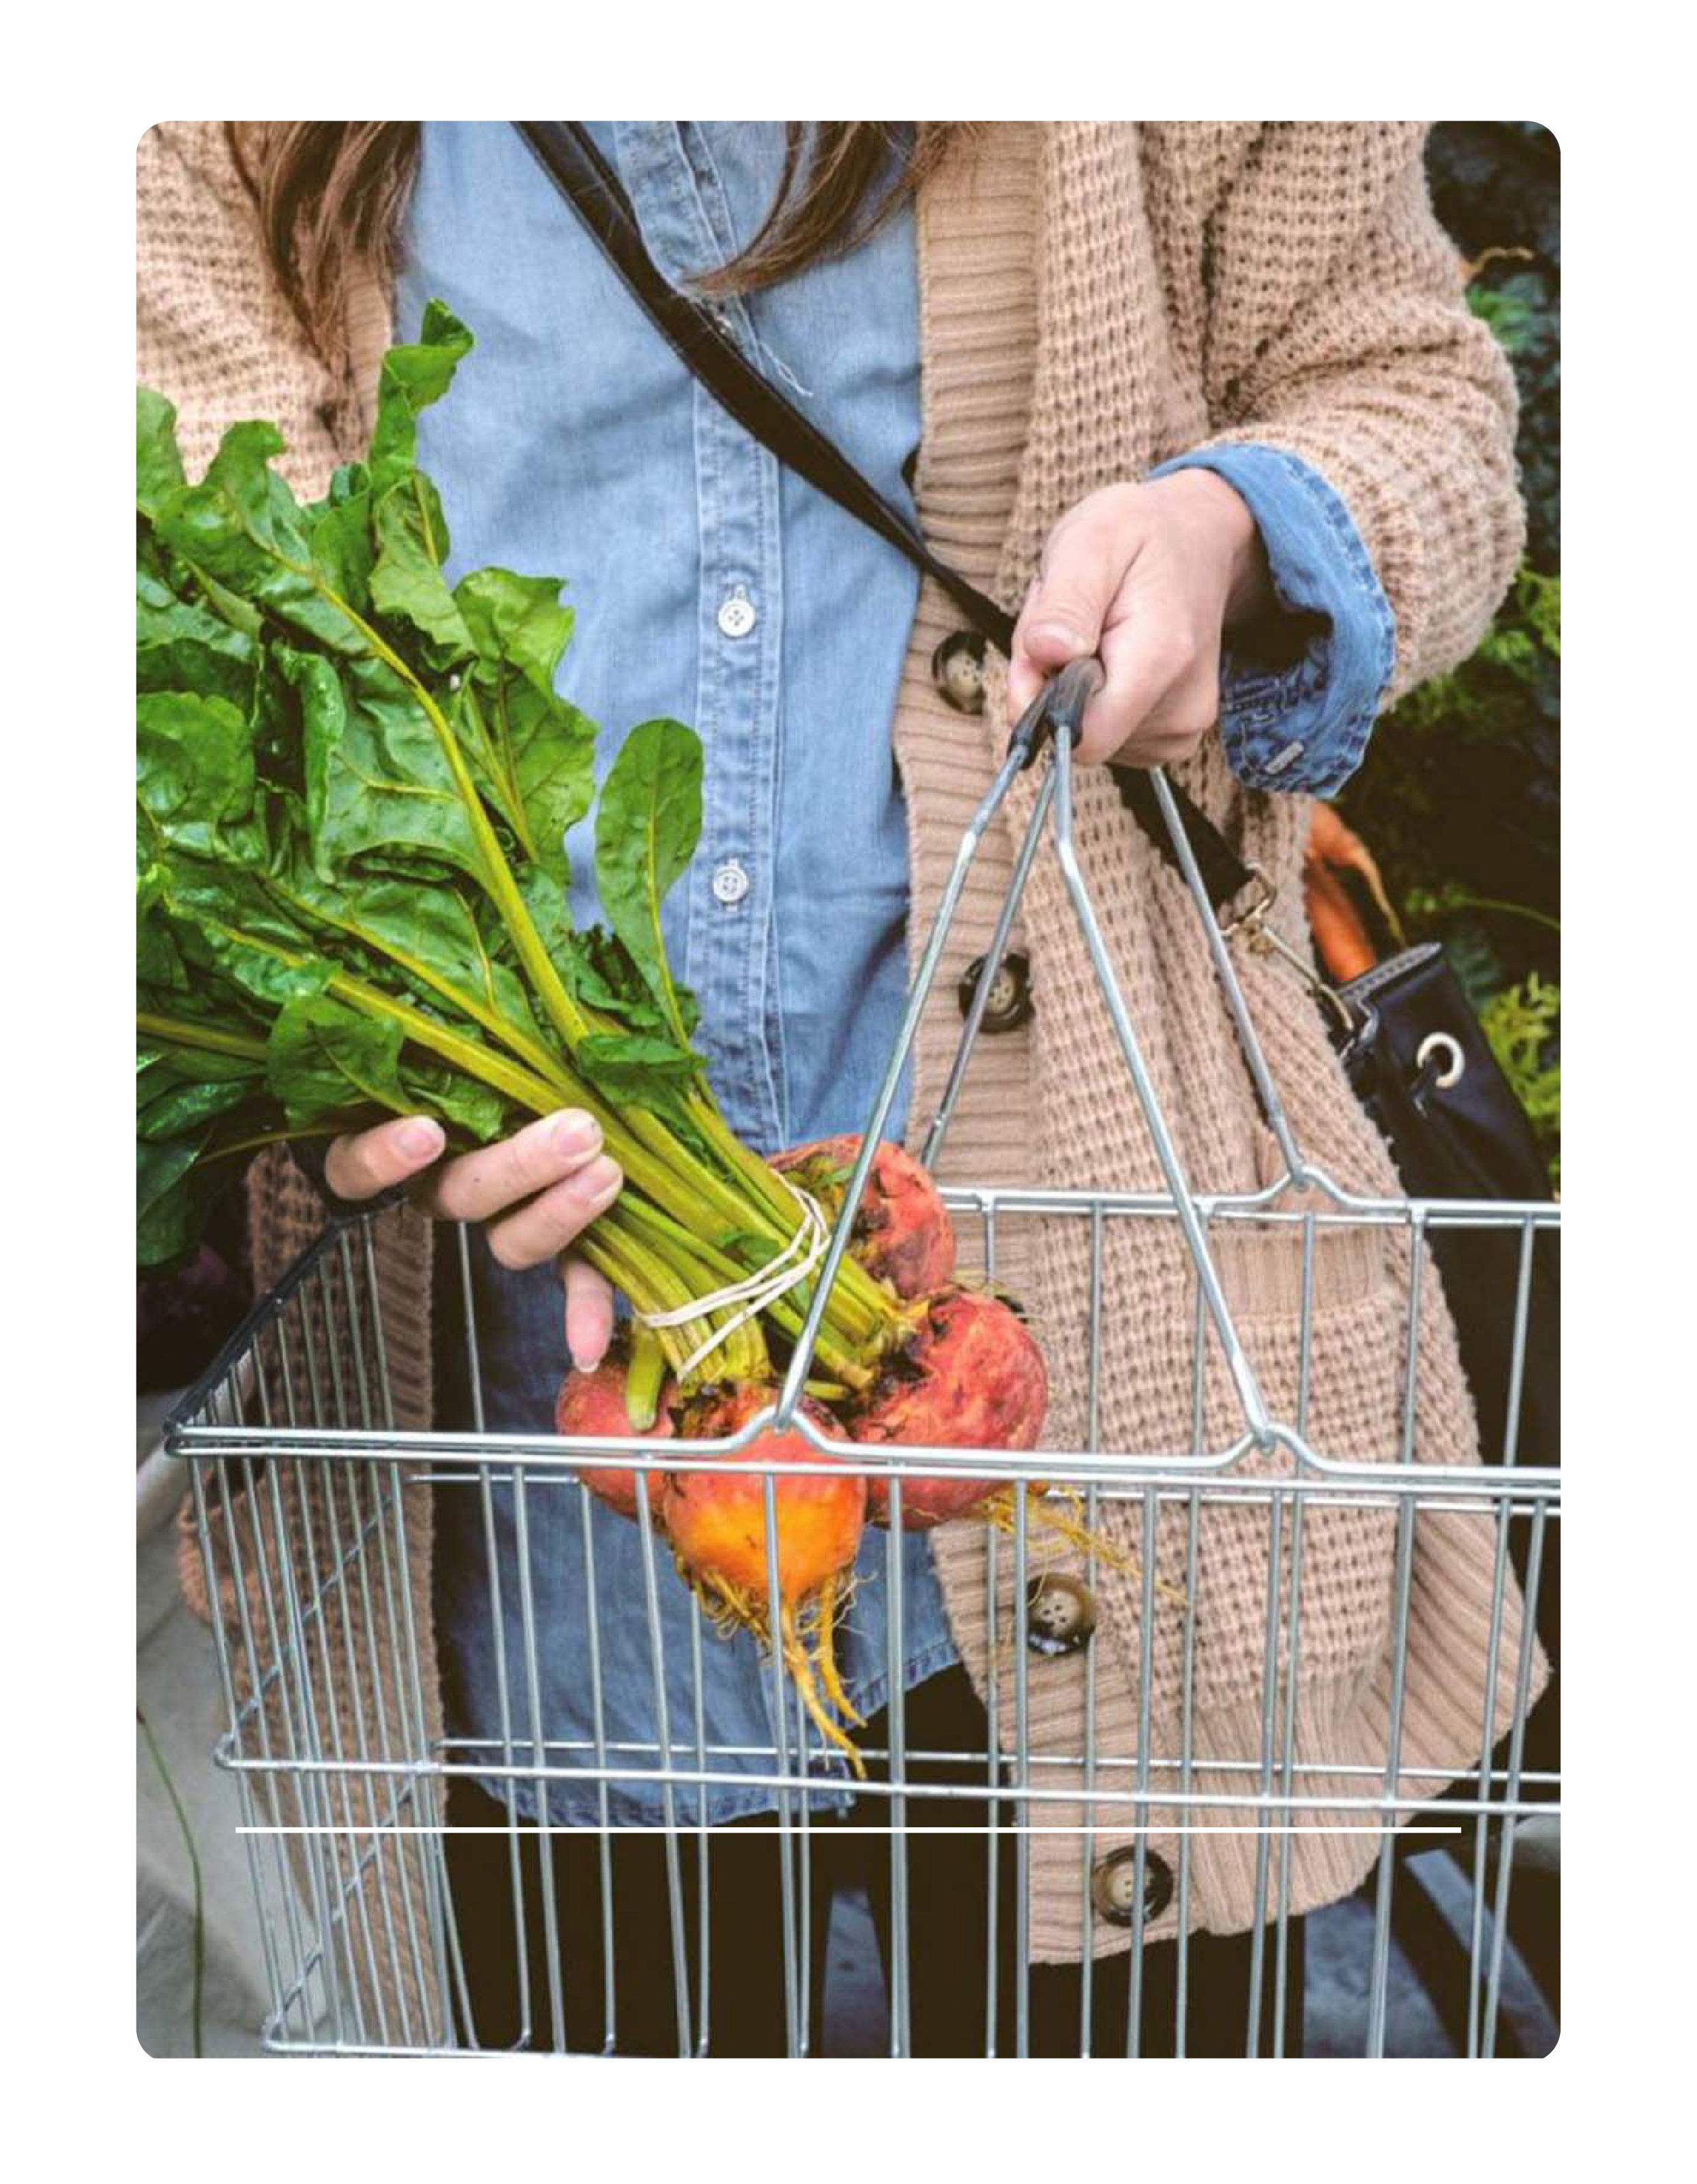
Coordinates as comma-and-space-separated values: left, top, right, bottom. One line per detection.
1336, 122, 1560, 1183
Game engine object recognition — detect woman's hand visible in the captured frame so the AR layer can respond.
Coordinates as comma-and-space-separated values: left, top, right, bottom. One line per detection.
323, 1110, 622, 1370
1008, 470, 1272, 767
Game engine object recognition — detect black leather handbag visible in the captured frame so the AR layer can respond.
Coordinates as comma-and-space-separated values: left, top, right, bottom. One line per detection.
515, 121, 1559, 1482
1331, 942, 1556, 1452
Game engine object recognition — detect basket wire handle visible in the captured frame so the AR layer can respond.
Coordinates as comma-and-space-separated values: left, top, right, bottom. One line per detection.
1046, 711, 1273, 1444
770, 717, 1040, 1429
773, 664, 1276, 1447
921, 660, 1099, 1167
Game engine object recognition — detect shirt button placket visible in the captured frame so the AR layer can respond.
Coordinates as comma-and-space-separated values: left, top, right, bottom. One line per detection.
689, 380, 784, 1147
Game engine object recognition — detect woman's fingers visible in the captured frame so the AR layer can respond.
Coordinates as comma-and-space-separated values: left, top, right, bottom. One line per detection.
482, 1154, 624, 1271
1013, 499, 1199, 763
323, 1115, 445, 1202
1090, 593, 1214, 766
415, 1108, 604, 1223
374, 1106, 621, 1272
1009, 471, 1264, 765
564, 1257, 617, 1373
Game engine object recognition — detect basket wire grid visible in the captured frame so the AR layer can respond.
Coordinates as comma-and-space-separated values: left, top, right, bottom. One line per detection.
166, 675, 1559, 2058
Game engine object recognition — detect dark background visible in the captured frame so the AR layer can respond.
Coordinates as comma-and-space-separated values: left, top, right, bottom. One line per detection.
1340, 121, 1560, 1182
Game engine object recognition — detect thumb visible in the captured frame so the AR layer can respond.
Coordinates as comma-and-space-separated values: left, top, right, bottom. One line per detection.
323, 1115, 445, 1202
1008, 527, 1121, 715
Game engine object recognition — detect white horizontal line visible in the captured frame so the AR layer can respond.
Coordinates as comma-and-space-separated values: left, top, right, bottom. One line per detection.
241, 1824, 1464, 1838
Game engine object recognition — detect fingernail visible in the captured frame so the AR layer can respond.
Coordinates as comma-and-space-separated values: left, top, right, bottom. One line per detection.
570, 1338, 608, 1375
398, 1117, 444, 1160
550, 1111, 602, 1161
1026, 621, 1080, 651
575, 1154, 623, 1204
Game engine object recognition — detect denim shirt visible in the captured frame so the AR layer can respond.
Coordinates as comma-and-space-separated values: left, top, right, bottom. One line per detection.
396, 121, 1395, 1824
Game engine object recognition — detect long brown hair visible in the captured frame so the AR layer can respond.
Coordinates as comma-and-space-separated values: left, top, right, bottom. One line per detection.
229, 122, 958, 372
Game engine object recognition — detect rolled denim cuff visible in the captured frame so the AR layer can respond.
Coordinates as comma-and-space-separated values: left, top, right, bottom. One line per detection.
1148, 444, 1397, 797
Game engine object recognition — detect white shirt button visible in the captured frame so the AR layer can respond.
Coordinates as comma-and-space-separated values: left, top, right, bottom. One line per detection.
717, 585, 757, 640
711, 858, 751, 906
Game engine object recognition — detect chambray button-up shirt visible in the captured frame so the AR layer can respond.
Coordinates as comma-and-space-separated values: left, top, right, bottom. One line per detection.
396, 121, 1394, 1825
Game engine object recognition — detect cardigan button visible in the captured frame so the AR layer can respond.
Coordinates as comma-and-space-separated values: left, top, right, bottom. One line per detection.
932, 630, 988, 715
1091, 1846, 1176, 1928
958, 951, 1032, 1035
1025, 1572, 1095, 1656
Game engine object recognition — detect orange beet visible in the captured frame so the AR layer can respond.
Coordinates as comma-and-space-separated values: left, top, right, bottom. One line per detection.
662, 1383, 865, 1602
848, 1288, 1048, 1529
555, 1355, 675, 1522
770, 1134, 955, 1299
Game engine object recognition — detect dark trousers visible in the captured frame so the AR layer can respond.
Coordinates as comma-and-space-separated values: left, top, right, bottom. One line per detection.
445, 1780, 823, 2055
444, 1666, 1305, 2056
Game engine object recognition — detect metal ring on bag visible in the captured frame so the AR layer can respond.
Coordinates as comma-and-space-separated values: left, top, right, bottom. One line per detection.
1415, 1031, 1466, 1089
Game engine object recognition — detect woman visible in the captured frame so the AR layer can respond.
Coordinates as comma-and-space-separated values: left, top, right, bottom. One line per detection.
139, 119, 1542, 2056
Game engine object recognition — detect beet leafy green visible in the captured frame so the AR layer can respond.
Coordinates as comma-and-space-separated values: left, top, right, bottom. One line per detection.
136, 304, 898, 1392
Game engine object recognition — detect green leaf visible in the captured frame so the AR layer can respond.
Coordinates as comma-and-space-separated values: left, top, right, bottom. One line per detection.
136, 388, 186, 518
266, 994, 410, 1129
594, 718, 702, 1047
454, 568, 596, 875
1479, 973, 1561, 1170
136, 572, 263, 716
153, 864, 336, 1014
308, 472, 376, 617
281, 646, 488, 886
575, 1031, 700, 1123
577, 1031, 698, 1089
367, 300, 474, 499
517, 866, 575, 961
457, 567, 573, 696
562, 924, 697, 1042
359, 301, 477, 657
136, 691, 261, 862
299, 864, 552, 1052
369, 478, 473, 659
1468, 285, 1537, 355
1515, 566, 1561, 659
137, 1067, 263, 1144
150, 422, 363, 658
398, 1054, 505, 1142
137, 1134, 210, 1266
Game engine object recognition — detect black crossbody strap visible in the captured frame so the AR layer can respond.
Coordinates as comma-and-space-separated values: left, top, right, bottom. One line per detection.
514, 119, 1258, 911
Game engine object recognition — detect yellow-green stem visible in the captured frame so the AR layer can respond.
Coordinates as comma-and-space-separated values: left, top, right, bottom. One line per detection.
625, 1324, 668, 1430
260, 871, 576, 1095
137, 1014, 269, 1065
335, 600, 594, 1057
685, 1091, 898, 1337
618, 1193, 873, 1389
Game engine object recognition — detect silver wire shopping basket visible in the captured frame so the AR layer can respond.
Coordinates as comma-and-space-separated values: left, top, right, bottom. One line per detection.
166, 667, 1560, 2058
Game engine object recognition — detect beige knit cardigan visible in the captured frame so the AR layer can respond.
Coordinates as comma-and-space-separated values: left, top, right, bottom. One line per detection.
141, 120, 1547, 1979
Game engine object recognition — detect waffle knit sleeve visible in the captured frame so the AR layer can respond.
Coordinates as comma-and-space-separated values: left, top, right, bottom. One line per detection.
1176, 122, 1524, 705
